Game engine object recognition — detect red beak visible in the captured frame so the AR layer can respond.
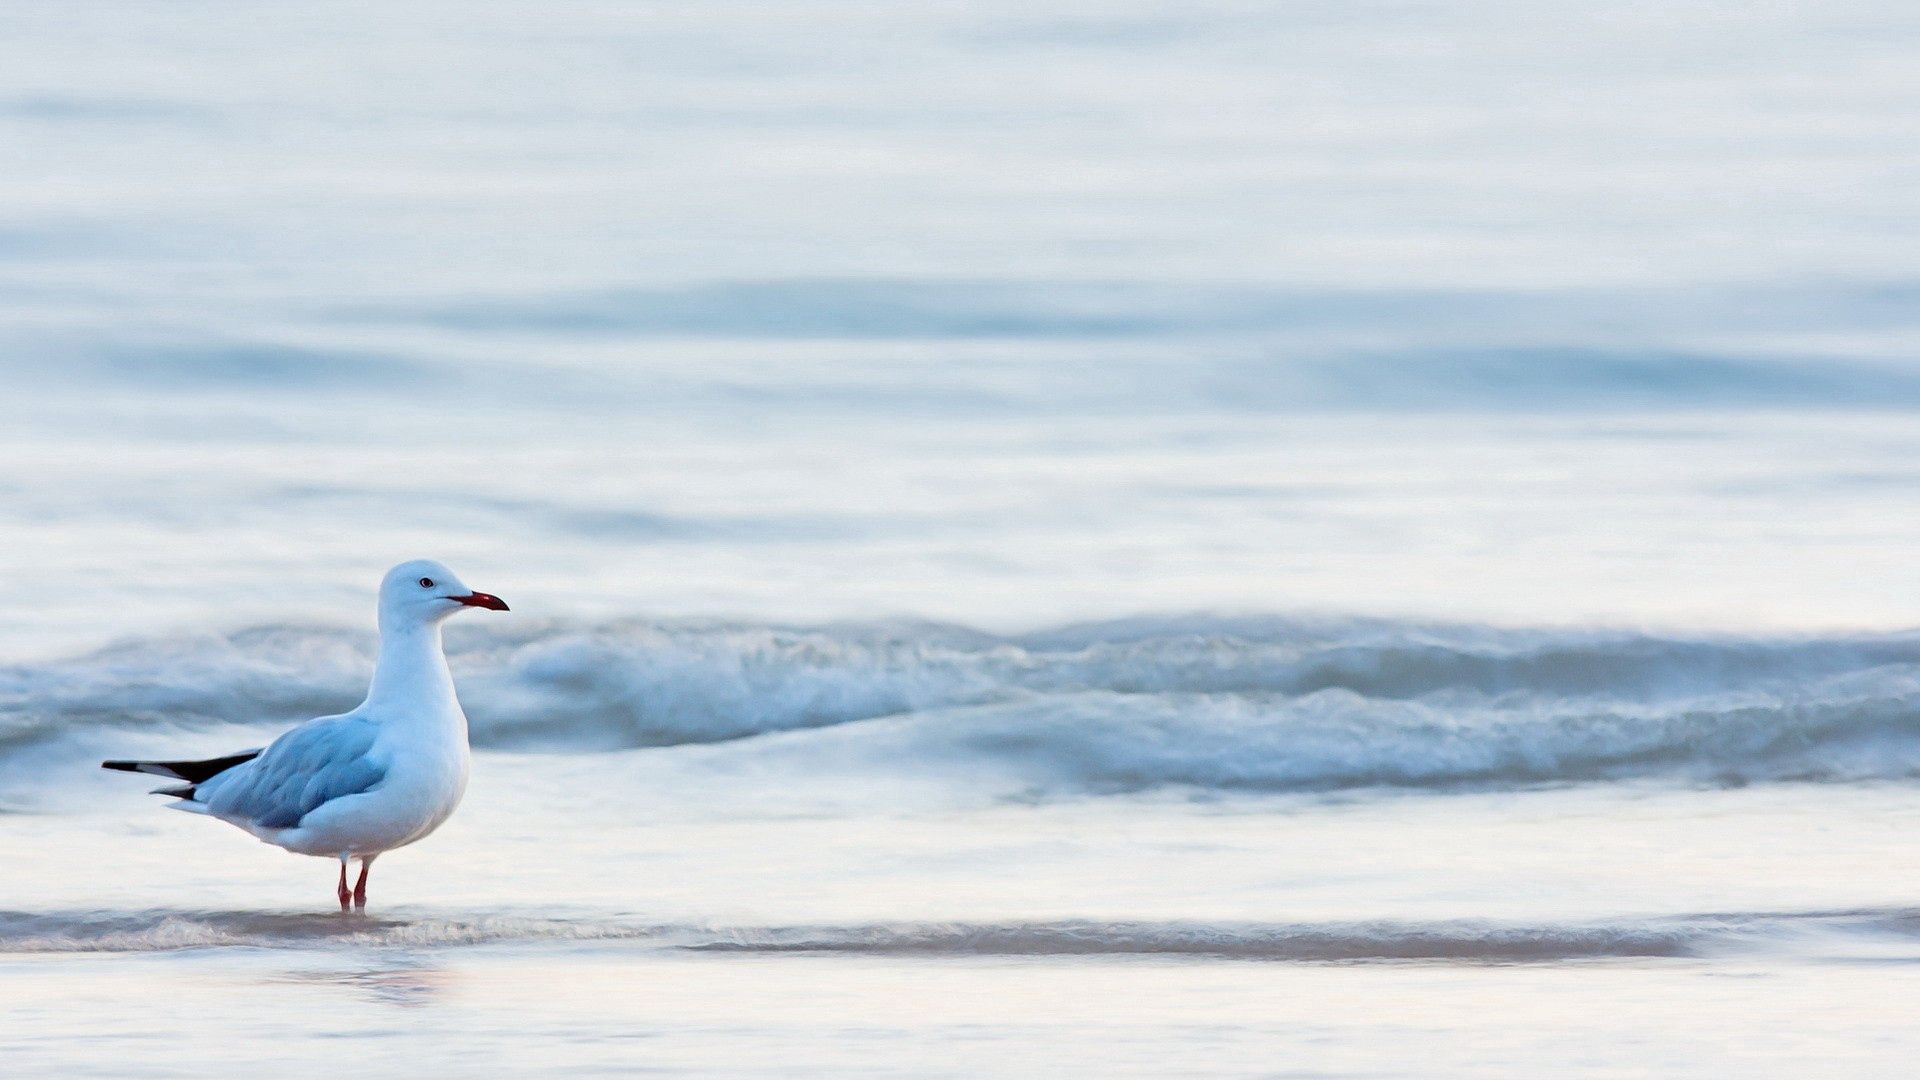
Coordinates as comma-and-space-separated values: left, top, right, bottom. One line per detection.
451, 592, 509, 611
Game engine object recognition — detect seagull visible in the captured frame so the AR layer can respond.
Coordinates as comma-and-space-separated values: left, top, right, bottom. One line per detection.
103, 559, 508, 911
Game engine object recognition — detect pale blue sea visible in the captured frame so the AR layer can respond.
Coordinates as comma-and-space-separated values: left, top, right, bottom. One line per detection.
3, 2, 1920, 1076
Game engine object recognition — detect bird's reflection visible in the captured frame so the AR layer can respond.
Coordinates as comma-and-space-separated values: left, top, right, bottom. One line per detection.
273, 959, 453, 1008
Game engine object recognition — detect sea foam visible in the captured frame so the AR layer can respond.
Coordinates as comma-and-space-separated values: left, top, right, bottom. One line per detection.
3, 906, 1912, 961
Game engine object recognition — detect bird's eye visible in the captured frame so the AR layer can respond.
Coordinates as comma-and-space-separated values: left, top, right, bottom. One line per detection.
418, 577, 435, 589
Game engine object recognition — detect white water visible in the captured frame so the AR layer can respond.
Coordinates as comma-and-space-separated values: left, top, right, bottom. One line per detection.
4, 1, 1920, 1076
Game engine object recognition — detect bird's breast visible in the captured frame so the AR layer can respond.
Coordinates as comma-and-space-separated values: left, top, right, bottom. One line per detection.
369, 719, 470, 826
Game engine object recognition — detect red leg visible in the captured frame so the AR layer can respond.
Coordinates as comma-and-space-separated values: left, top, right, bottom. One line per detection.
336, 861, 351, 911
352, 858, 372, 910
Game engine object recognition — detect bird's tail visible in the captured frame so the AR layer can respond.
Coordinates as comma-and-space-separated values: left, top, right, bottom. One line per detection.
101, 750, 261, 798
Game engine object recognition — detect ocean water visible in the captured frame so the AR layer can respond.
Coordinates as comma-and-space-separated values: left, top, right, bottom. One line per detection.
4, 2, 1920, 1076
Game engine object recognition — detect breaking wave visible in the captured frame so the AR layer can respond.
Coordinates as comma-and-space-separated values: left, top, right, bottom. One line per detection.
9, 616, 1920, 794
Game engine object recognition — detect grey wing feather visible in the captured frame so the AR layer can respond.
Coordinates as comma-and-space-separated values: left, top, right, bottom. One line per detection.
201, 715, 385, 830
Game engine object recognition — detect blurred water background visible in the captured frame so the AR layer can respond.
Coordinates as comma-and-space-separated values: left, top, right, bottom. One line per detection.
3, 3, 1920, 1077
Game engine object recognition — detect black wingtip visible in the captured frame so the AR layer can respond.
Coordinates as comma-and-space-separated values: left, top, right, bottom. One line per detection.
99, 750, 261, 783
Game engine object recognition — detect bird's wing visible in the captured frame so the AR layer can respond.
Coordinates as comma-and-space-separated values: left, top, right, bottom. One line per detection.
199, 714, 386, 830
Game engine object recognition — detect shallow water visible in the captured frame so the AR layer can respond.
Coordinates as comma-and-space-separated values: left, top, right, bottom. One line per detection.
5, 1, 1920, 1076
10, 768, 1920, 1075
14, 945, 1918, 1078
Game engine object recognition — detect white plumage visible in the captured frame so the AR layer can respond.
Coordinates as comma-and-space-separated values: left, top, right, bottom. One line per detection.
104, 559, 509, 909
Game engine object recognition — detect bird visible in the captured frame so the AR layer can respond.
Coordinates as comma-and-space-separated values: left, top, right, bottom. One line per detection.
103, 559, 508, 911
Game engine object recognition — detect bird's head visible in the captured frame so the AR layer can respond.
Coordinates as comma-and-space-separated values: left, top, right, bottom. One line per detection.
378, 559, 509, 630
